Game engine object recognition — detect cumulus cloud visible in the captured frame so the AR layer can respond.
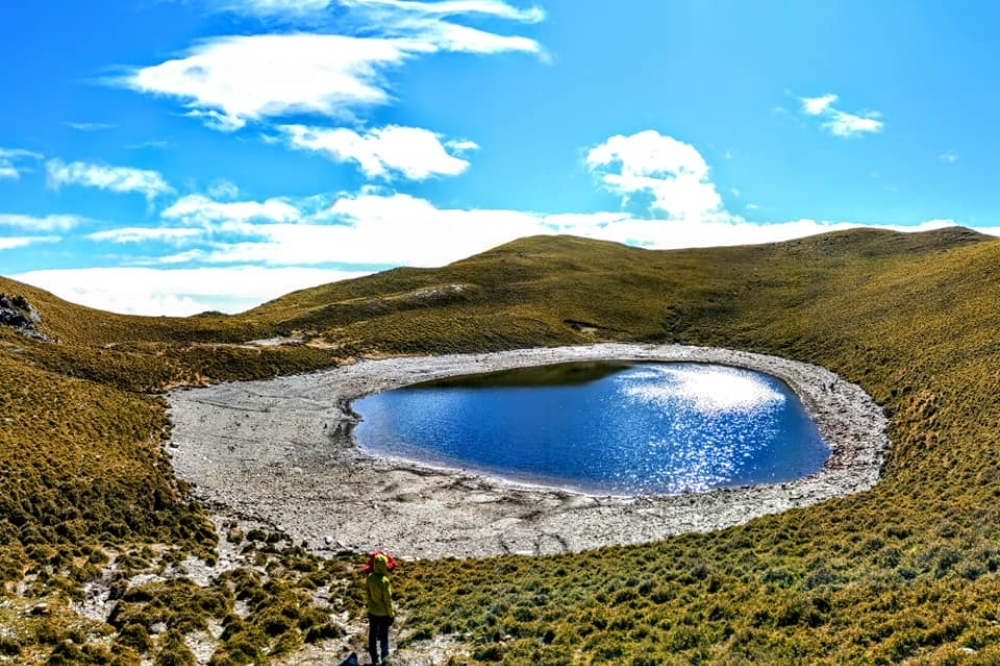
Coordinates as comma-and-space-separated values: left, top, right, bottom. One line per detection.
940, 151, 959, 164
585, 130, 728, 222
46, 159, 174, 199
279, 124, 477, 179
799, 94, 884, 138
0, 148, 43, 180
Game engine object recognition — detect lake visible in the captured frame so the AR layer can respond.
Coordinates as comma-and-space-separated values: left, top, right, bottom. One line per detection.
352, 361, 829, 496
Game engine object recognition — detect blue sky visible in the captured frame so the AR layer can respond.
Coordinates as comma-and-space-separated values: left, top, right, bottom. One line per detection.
1, 0, 997, 315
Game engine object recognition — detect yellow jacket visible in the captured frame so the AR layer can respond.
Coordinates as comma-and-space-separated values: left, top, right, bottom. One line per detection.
366, 554, 394, 617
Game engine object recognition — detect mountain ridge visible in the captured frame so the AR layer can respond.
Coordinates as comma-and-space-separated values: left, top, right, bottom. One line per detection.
3, 225, 1000, 664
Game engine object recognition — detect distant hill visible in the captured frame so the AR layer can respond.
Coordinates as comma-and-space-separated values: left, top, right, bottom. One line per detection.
235, 225, 995, 361
3, 225, 1000, 663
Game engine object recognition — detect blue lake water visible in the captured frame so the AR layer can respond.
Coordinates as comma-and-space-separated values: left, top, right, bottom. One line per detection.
353, 362, 830, 496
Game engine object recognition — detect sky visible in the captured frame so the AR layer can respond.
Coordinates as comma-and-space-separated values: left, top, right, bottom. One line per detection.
2, 0, 999, 316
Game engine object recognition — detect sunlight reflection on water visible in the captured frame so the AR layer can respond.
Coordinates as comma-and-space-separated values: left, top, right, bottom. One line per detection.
353, 362, 828, 496
621, 364, 786, 415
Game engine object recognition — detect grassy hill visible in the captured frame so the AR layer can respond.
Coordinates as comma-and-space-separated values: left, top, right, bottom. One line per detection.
3, 226, 1000, 664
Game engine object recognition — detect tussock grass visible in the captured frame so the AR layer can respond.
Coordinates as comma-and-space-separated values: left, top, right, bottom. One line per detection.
4, 226, 1000, 663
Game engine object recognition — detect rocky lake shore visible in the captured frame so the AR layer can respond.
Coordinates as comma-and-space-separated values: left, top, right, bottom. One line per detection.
166, 344, 890, 560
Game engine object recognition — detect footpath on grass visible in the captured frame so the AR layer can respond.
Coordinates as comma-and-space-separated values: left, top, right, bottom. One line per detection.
166, 344, 889, 559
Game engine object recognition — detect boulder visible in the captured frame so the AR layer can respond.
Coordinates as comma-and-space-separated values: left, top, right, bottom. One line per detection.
0, 294, 48, 341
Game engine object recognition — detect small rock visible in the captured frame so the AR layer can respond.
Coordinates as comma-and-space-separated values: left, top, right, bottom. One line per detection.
30, 603, 49, 615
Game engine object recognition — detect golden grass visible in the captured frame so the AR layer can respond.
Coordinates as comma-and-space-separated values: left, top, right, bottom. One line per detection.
4, 225, 1000, 663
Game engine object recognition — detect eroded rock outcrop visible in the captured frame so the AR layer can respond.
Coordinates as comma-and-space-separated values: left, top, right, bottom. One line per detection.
0, 294, 48, 341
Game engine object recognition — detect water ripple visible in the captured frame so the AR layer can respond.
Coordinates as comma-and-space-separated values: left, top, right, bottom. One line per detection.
354, 362, 826, 496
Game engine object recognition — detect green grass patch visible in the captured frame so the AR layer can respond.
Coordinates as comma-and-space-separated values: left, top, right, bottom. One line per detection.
4, 226, 1000, 662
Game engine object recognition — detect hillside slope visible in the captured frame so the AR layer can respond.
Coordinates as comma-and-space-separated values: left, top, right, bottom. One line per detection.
2, 225, 1000, 664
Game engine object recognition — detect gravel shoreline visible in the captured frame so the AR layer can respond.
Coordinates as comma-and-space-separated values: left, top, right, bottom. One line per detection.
166, 344, 889, 559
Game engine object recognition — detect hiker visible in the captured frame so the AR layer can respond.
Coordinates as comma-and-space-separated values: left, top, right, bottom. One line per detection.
364, 551, 395, 665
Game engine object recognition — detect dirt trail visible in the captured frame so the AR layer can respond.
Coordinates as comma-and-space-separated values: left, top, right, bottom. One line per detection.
166, 344, 889, 559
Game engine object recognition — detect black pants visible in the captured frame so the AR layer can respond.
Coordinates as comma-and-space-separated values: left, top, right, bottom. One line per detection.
368, 614, 391, 663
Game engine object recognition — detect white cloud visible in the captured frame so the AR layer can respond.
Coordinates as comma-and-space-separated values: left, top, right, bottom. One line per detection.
585, 130, 728, 222
280, 124, 476, 179
344, 0, 544, 22
0, 214, 81, 252
0, 236, 60, 251
155, 188, 963, 272
198, 192, 558, 266
11, 266, 369, 316
0, 213, 84, 232
3, 185, 975, 315
208, 179, 240, 200
122, 35, 420, 131
800, 94, 838, 116
63, 122, 115, 132
798, 93, 884, 138
965, 226, 1000, 238
46, 159, 174, 199
446, 139, 479, 153
126, 139, 173, 150
940, 151, 959, 164
0, 148, 43, 159
0, 148, 43, 180
120, 0, 542, 131
212, 0, 544, 23
162, 194, 301, 227
149, 250, 208, 265
186, 109, 255, 133
7, 214, 982, 317
822, 110, 884, 138
212, 0, 333, 17
391, 20, 540, 54
87, 227, 203, 244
